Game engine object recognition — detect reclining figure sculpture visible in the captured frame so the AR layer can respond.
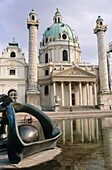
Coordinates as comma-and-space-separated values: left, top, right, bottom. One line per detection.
0, 94, 61, 164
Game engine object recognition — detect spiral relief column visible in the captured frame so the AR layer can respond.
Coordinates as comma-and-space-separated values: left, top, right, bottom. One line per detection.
94, 16, 109, 92
27, 9, 40, 106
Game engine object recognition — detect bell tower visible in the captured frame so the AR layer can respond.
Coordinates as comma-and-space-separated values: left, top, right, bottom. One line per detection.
27, 9, 40, 106
94, 16, 109, 92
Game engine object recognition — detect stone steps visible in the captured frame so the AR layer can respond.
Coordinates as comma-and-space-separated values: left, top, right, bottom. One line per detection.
59, 105, 100, 111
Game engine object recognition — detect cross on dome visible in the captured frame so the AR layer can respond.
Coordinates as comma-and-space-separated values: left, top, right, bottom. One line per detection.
57, 5, 59, 11
13, 37, 15, 42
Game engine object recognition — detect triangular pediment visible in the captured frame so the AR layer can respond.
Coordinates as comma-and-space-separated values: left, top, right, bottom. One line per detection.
53, 66, 96, 78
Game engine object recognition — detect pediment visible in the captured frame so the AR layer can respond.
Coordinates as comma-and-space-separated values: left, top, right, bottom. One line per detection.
53, 66, 96, 78
1, 59, 25, 66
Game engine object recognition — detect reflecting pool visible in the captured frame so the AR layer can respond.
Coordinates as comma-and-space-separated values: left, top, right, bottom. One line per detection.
26, 117, 112, 170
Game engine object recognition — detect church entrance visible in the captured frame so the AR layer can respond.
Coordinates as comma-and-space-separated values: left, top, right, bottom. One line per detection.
72, 94, 75, 105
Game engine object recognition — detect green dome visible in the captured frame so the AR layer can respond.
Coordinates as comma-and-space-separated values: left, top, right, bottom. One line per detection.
43, 23, 76, 42
29, 9, 37, 16
55, 10, 61, 16
96, 16, 103, 21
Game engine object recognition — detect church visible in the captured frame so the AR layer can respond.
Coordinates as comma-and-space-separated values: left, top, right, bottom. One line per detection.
0, 8, 112, 111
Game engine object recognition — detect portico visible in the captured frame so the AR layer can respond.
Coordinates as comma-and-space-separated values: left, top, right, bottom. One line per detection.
53, 81, 97, 106
52, 66, 97, 107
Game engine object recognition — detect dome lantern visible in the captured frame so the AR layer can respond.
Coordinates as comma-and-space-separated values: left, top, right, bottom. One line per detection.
53, 7, 62, 24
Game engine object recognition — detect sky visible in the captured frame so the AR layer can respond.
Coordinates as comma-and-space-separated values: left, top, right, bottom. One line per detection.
0, 0, 112, 65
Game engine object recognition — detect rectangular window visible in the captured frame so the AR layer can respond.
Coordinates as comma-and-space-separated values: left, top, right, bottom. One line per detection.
10, 70, 15, 75
45, 70, 49, 76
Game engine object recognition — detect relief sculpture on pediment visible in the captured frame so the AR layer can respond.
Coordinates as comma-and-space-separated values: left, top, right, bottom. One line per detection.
10, 61, 16, 66
68, 70, 85, 75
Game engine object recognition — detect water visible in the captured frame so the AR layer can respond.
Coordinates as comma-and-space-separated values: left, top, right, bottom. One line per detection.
19, 117, 112, 169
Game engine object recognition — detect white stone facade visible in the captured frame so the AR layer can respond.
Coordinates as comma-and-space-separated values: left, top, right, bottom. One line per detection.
0, 40, 26, 103
0, 10, 112, 110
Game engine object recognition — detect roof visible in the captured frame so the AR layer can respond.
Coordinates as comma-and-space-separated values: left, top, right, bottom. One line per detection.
43, 23, 76, 42
29, 9, 37, 16
8, 42, 18, 47
55, 10, 61, 16
96, 16, 103, 21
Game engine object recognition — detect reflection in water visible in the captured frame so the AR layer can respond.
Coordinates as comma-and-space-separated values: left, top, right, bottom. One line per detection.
53, 118, 100, 145
30, 117, 112, 170
101, 117, 112, 169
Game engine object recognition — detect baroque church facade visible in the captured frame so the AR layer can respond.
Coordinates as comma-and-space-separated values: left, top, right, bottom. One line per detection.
0, 8, 112, 111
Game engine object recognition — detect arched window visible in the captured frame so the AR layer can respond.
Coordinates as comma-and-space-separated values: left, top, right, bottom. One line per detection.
63, 50, 68, 61
45, 53, 48, 63
44, 85, 49, 95
10, 51, 16, 57
32, 15, 35, 20
58, 17, 60, 23
55, 18, 57, 23
8, 89, 17, 103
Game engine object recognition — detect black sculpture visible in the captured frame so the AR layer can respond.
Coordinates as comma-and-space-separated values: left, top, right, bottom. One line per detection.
0, 94, 61, 164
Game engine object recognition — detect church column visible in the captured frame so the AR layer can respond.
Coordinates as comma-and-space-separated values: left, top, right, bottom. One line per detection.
93, 82, 97, 105
94, 16, 109, 92
61, 82, 64, 106
86, 82, 89, 105
27, 11, 39, 92
89, 82, 93, 105
79, 82, 82, 106
69, 82, 72, 106
27, 9, 40, 106
75, 83, 79, 106
83, 83, 87, 105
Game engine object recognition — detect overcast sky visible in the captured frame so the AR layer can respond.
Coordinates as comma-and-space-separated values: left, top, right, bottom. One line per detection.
0, 0, 112, 65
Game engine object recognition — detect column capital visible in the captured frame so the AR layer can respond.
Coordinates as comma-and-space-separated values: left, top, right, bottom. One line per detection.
90, 82, 93, 85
